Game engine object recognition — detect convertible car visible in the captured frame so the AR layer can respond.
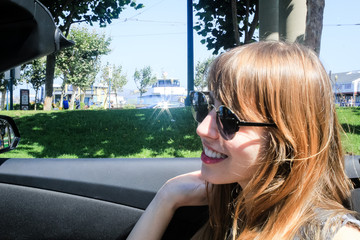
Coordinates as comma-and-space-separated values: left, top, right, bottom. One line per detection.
0, 0, 359, 239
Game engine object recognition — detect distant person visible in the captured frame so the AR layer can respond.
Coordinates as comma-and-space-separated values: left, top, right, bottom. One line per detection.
349, 97, 354, 107
75, 98, 80, 109
63, 97, 69, 110
127, 42, 360, 240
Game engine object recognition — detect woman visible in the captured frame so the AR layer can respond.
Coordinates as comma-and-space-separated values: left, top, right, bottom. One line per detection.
127, 41, 360, 239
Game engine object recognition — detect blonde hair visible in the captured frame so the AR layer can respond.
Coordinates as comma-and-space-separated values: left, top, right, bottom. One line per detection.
193, 41, 354, 240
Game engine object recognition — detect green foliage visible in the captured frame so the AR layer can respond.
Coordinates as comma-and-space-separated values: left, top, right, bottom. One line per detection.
101, 63, 128, 92
122, 104, 136, 109
39, 0, 143, 110
78, 102, 85, 110
134, 66, 157, 97
0, 69, 22, 91
194, 56, 216, 91
0, 72, 7, 91
21, 57, 47, 106
194, 0, 259, 54
57, 27, 111, 90
40, 0, 144, 34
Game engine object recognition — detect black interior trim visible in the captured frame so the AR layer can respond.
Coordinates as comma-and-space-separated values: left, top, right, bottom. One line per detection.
0, 0, 74, 73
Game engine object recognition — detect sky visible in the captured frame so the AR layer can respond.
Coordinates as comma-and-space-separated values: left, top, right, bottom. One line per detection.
319, 0, 360, 75
16, 0, 360, 95
87, 0, 360, 91
88, 0, 209, 90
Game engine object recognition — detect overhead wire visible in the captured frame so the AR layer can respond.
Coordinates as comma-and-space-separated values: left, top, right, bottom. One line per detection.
108, 0, 186, 38
111, 32, 186, 38
324, 23, 360, 26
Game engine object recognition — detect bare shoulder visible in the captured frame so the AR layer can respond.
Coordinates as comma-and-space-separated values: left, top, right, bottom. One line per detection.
333, 225, 360, 240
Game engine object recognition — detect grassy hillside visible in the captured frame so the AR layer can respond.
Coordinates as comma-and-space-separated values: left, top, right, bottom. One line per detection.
0, 107, 359, 158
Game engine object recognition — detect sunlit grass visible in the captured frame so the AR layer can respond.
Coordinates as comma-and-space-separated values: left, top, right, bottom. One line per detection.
0, 107, 202, 158
0, 107, 358, 158
337, 107, 360, 155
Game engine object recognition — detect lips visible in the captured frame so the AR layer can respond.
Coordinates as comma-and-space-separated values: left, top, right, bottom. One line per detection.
201, 146, 227, 164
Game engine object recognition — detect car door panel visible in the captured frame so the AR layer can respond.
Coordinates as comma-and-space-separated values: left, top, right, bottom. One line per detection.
0, 156, 359, 239
0, 158, 202, 239
0, 183, 142, 240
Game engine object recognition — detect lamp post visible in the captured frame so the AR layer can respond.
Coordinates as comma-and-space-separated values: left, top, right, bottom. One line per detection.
108, 67, 112, 109
186, 0, 194, 106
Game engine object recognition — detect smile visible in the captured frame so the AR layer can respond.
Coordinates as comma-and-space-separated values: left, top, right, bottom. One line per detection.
201, 146, 227, 164
204, 146, 227, 159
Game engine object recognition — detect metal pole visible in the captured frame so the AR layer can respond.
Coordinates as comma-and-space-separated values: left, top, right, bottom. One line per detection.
279, 0, 306, 43
6, 84, 8, 111
9, 68, 14, 110
259, 0, 279, 41
259, 0, 306, 43
186, 0, 194, 106
108, 67, 112, 109
108, 79, 111, 109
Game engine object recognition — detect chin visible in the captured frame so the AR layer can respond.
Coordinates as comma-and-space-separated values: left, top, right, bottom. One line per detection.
200, 165, 232, 185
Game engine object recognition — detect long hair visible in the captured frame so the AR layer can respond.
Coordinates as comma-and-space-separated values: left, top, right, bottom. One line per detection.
193, 41, 354, 240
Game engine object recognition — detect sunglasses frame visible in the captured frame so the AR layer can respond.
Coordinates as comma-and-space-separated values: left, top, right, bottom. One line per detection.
190, 91, 276, 140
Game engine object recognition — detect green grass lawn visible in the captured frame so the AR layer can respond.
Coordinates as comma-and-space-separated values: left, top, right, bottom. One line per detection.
337, 107, 360, 155
1, 108, 202, 158
0, 107, 359, 158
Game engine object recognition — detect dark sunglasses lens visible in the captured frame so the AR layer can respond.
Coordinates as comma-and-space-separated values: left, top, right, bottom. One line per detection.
191, 92, 209, 122
217, 106, 239, 140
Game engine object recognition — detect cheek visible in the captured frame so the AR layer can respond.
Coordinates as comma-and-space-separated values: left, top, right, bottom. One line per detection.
231, 143, 262, 172
226, 134, 265, 184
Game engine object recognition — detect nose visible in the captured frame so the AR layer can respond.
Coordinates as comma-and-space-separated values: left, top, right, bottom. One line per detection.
196, 109, 219, 139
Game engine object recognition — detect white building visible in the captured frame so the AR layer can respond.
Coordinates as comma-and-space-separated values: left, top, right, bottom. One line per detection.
330, 70, 360, 106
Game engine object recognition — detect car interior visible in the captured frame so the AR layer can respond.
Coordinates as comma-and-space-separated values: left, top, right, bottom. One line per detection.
0, 0, 359, 239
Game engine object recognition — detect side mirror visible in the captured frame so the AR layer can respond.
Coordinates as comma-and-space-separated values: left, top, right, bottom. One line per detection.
0, 115, 20, 154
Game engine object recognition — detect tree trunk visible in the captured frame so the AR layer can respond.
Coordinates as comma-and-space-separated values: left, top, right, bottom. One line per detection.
244, 0, 249, 43
1, 89, 5, 110
34, 88, 38, 111
44, 53, 56, 110
248, 1, 259, 42
70, 85, 78, 110
81, 88, 85, 103
60, 92, 64, 109
231, 0, 241, 46
304, 0, 325, 55
103, 89, 109, 109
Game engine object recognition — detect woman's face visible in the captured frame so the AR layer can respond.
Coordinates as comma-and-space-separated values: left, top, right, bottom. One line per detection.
197, 98, 265, 188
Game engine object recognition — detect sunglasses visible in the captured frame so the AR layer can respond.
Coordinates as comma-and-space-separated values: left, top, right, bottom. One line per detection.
189, 91, 276, 140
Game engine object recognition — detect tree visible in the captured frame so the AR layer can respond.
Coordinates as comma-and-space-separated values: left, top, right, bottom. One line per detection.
21, 58, 47, 110
101, 63, 128, 108
0, 73, 7, 110
194, 0, 259, 55
39, 0, 144, 110
304, 0, 325, 55
194, 0, 325, 56
0, 71, 22, 110
194, 56, 215, 91
57, 27, 111, 110
134, 66, 157, 98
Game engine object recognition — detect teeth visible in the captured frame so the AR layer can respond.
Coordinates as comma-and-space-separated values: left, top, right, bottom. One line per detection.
204, 146, 227, 159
